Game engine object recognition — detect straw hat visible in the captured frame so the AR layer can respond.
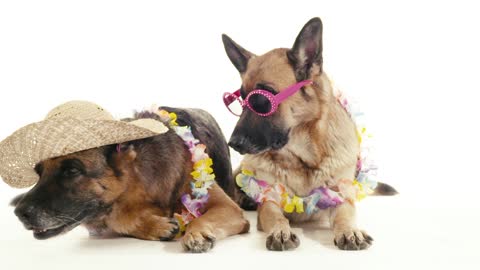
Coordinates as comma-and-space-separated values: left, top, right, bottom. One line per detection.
0, 101, 169, 188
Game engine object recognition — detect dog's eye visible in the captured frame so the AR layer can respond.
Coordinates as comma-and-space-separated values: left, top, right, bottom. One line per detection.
249, 93, 272, 114
63, 167, 81, 177
60, 158, 85, 177
256, 84, 276, 93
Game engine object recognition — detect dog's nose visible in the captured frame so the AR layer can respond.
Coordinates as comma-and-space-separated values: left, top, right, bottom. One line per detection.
14, 204, 35, 224
228, 136, 247, 154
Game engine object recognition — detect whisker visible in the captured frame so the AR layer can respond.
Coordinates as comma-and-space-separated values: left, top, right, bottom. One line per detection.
55, 208, 88, 225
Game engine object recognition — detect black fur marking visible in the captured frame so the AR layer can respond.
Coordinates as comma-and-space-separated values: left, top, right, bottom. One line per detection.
255, 84, 277, 94
222, 34, 253, 74
229, 110, 289, 155
159, 106, 235, 198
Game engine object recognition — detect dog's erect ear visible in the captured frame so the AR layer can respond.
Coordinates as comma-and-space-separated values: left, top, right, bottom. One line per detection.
104, 144, 137, 177
120, 144, 137, 162
287, 17, 323, 81
222, 34, 255, 73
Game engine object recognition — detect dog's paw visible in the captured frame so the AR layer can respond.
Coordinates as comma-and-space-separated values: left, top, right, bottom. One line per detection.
128, 216, 179, 241
182, 230, 216, 253
150, 216, 179, 241
266, 224, 300, 251
157, 218, 179, 241
334, 229, 373, 250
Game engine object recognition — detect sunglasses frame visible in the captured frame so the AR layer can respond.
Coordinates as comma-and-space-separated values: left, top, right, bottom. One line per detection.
223, 80, 313, 117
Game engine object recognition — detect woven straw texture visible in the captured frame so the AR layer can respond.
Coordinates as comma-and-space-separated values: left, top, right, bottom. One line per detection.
0, 101, 167, 188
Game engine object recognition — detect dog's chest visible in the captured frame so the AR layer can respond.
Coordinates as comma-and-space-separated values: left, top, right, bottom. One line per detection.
242, 144, 357, 198
243, 154, 328, 197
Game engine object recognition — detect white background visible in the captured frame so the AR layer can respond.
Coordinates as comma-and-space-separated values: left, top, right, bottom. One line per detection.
0, 0, 479, 269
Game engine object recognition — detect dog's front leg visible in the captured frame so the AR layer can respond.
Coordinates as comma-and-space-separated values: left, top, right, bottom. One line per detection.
105, 205, 179, 241
331, 201, 373, 250
257, 201, 300, 251
181, 184, 249, 253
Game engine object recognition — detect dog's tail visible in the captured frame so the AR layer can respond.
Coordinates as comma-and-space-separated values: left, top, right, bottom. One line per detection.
233, 171, 397, 209
371, 182, 399, 196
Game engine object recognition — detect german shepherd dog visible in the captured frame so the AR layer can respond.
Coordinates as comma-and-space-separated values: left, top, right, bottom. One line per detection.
11, 107, 249, 253
222, 17, 396, 251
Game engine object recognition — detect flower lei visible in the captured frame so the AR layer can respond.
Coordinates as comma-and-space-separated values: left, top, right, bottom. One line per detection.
236, 91, 379, 215
153, 109, 215, 236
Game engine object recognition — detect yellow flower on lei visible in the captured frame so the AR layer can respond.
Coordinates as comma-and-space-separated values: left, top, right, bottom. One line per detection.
282, 193, 304, 213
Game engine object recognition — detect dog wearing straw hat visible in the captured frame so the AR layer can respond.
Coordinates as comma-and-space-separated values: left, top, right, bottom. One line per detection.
0, 101, 249, 253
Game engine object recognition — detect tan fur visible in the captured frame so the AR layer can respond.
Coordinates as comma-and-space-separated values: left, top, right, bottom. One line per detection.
241, 66, 358, 202
258, 201, 299, 250
237, 48, 371, 250
82, 147, 249, 247
182, 184, 249, 252
95, 148, 178, 240
45, 144, 248, 247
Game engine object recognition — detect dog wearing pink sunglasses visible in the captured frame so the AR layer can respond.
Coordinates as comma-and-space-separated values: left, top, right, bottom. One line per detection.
222, 17, 397, 251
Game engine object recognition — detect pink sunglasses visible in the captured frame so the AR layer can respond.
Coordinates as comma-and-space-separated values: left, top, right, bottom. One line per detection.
223, 80, 313, 117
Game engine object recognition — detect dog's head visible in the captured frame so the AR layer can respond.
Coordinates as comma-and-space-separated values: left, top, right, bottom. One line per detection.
12, 144, 136, 239
223, 18, 326, 154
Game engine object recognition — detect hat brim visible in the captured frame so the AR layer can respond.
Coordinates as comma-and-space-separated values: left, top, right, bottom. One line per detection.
0, 117, 168, 188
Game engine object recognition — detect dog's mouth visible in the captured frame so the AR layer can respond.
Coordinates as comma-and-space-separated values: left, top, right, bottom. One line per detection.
32, 225, 67, 239
234, 141, 287, 155
239, 146, 267, 155
28, 223, 77, 240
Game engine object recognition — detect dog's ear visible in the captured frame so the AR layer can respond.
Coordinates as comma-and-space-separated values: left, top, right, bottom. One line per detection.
105, 143, 137, 177
118, 144, 137, 163
287, 17, 323, 81
222, 34, 255, 73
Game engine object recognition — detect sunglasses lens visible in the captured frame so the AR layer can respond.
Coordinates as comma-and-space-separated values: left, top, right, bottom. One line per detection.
227, 97, 243, 116
248, 93, 272, 115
